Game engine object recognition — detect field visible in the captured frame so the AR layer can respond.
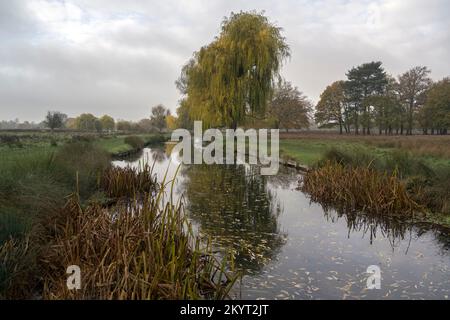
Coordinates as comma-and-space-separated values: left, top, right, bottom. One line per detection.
280, 132, 450, 168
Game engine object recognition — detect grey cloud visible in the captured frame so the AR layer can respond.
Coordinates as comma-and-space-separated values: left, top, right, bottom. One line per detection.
0, 0, 449, 122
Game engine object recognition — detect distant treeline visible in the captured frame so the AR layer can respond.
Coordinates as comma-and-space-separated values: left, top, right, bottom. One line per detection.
315, 63, 449, 135
1, 105, 177, 133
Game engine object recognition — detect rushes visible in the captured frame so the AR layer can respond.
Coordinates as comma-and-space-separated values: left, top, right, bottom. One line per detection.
1, 157, 237, 299
37, 165, 237, 299
41, 187, 237, 299
300, 161, 423, 216
100, 163, 159, 199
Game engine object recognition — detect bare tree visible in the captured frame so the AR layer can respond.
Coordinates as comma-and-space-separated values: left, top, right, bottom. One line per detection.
150, 104, 170, 132
269, 80, 311, 132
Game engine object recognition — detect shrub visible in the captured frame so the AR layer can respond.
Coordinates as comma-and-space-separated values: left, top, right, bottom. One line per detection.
406, 167, 450, 215
124, 135, 145, 149
0, 135, 22, 148
53, 141, 110, 199
145, 134, 168, 145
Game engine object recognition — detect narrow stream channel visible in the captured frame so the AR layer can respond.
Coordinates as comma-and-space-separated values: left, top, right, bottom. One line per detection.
113, 146, 450, 300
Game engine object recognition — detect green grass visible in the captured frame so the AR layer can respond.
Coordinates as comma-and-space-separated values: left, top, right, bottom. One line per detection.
96, 134, 170, 154
95, 136, 132, 153
280, 138, 450, 169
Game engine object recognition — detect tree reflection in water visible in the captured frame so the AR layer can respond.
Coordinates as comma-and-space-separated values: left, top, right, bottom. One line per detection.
309, 198, 450, 253
181, 164, 287, 273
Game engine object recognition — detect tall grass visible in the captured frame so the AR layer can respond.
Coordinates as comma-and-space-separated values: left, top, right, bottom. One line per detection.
100, 164, 159, 200
0, 141, 111, 297
0, 145, 238, 299
40, 189, 237, 299
301, 161, 422, 216
304, 146, 450, 219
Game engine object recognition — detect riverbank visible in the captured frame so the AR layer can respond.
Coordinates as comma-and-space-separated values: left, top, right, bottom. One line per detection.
280, 134, 450, 228
95, 133, 170, 156
0, 134, 234, 299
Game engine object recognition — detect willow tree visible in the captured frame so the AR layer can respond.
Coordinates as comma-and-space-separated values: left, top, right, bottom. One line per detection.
177, 11, 290, 128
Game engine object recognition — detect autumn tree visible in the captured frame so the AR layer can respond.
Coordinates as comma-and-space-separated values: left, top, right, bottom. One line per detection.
315, 81, 348, 134
150, 104, 169, 132
100, 115, 115, 131
44, 111, 67, 131
269, 80, 311, 131
137, 119, 153, 132
397, 66, 432, 135
420, 77, 450, 135
178, 11, 290, 128
116, 120, 133, 132
75, 113, 97, 131
175, 101, 193, 130
65, 118, 77, 129
166, 114, 177, 130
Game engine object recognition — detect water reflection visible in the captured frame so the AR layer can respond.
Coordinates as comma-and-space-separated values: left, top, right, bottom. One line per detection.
181, 164, 286, 272
113, 146, 450, 299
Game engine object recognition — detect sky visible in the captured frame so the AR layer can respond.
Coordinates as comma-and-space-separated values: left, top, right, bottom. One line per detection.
1, 0, 449, 122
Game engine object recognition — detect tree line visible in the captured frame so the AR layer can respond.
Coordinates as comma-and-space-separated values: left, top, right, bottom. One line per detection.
174, 11, 449, 135
315, 63, 449, 135
37, 105, 176, 133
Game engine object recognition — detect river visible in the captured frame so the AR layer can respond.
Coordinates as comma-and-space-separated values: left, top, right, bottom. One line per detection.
112, 146, 450, 300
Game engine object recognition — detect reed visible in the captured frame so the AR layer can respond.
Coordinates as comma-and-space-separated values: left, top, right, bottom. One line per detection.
100, 163, 159, 199
40, 187, 237, 299
300, 161, 423, 216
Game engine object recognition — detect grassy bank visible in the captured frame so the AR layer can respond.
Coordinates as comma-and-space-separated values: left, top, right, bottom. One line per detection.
0, 135, 236, 299
95, 134, 170, 155
299, 144, 450, 227
280, 132, 450, 168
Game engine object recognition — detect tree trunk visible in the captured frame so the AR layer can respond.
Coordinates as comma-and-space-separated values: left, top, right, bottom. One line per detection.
407, 103, 414, 135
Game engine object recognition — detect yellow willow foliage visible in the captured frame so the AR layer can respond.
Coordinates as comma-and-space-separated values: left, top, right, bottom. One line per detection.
181, 11, 290, 128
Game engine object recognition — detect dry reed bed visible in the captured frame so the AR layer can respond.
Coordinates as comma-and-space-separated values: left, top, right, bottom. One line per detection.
40, 191, 237, 299
1, 163, 238, 299
100, 164, 159, 199
300, 162, 423, 216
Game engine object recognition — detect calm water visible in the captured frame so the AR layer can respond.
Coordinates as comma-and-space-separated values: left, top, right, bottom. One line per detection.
113, 146, 450, 300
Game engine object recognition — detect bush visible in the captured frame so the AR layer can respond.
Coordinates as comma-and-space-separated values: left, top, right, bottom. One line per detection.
144, 134, 168, 145
0, 135, 22, 148
124, 135, 145, 149
53, 141, 110, 199
406, 167, 450, 215
319, 147, 379, 169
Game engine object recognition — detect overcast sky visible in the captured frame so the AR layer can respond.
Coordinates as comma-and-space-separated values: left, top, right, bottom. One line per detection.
1, 0, 449, 122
